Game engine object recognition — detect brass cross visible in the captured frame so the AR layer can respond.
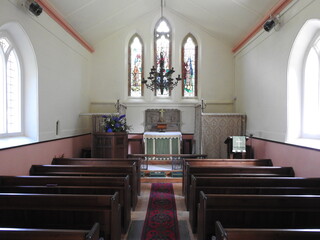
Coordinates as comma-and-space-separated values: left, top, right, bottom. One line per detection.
159, 109, 165, 122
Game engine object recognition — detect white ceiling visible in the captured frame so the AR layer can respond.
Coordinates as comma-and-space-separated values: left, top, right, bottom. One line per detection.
47, 0, 280, 47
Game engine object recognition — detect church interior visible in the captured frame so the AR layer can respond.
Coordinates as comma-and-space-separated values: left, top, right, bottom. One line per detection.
1, 0, 320, 239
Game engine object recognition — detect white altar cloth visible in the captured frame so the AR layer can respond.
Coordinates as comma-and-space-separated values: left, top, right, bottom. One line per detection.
143, 132, 182, 139
143, 132, 182, 154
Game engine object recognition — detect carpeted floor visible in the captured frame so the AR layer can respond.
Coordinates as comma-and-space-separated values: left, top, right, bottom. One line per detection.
140, 183, 180, 240
127, 220, 191, 240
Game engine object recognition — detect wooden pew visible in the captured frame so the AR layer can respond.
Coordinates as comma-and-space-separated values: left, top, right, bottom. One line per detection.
198, 192, 320, 240
191, 186, 320, 233
189, 176, 320, 233
0, 185, 131, 233
0, 222, 100, 240
0, 175, 132, 230
182, 159, 273, 195
52, 157, 141, 195
0, 193, 121, 240
29, 164, 138, 209
184, 165, 295, 209
190, 180, 320, 232
215, 221, 320, 240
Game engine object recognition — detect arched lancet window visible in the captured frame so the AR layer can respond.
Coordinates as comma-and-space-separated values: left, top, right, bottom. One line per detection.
287, 19, 320, 148
154, 18, 172, 97
302, 36, 320, 138
128, 34, 144, 97
182, 33, 198, 97
0, 35, 21, 136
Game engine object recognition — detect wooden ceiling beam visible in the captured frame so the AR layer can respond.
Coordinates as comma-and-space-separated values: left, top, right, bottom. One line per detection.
36, 0, 95, 53
232, 0, 293, 53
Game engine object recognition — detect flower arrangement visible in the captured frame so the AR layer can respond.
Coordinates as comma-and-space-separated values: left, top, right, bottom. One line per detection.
101, 114, 130, 133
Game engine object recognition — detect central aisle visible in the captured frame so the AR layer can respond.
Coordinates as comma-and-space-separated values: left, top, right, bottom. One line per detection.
123, 183, 195, 240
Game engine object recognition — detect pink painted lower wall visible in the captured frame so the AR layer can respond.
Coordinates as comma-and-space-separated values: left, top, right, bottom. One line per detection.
0, 134, 91, 176
251, 138, 320, 177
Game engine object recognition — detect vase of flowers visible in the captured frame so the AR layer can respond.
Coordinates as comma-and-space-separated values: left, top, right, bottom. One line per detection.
101, 114, 130, 133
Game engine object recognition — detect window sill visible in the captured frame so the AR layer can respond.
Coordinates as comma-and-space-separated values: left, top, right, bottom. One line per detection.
287, 138, 320, 151
0, 136, 37, 150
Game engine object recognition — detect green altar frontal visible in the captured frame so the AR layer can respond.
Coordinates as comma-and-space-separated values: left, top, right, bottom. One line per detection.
143, 132, 182, 155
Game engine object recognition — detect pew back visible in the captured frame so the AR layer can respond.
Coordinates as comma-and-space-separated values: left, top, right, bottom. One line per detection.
0, 185, 131, 233
198, 192, 320, 240
215, 221, 320, 240
182, 159, 273, 195
52, 157, 141, 195
29, 165, 137, 209
0, 222, 100, 240
190, 183, 320, 232
184, 166, 295, 209
0, 193, 121, 240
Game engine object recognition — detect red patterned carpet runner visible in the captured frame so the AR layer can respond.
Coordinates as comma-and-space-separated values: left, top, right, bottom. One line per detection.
141, 183, 180, 240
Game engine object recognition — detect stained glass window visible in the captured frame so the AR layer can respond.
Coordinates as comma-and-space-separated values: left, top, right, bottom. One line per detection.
154, 18, 171, 97
128, 34, 143, 97
182, 34, 198, 97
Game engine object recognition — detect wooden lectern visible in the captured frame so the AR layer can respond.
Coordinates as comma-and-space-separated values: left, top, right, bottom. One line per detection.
224, 136, 252, 159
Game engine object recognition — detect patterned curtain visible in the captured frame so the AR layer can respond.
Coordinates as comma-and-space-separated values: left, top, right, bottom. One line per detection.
201, 113, 246, 158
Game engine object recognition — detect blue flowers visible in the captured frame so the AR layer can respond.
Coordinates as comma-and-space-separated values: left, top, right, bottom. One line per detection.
101, 114, 129, 132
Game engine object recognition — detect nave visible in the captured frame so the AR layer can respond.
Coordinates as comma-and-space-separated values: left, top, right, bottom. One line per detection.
124, 183, 194, 240
1, 157, 320, 240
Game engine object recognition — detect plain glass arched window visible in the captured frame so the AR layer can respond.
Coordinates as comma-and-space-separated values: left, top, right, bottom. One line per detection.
154, 18, 172, 97
287, 19, 320, 149
302, 37, 320, 138
128, 34, 144, 97
182, 34, 198, 97
0, 36, 21, 136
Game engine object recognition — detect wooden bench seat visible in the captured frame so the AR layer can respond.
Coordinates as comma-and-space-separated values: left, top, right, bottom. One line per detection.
0, 222, 100, 240
52, 157, 141, 195
189, 176, 320, 232
190, 184, 320, 232
0, 175, 132, 230
0, 193, 121, 240
184, 166, 295, 209
182, 159, 273, 195
198, 192, 320, 240
29, 164, 138, 209
0, 185, 131, 233
215, 221, 320, 240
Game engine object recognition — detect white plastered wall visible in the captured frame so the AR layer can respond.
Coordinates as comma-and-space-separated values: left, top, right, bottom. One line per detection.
234, 0, 317, 142
0, 0, 92, 142
91, 8, 235, 133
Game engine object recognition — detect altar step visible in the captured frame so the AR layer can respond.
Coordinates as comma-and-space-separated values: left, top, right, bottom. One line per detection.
141, 164, 182, 183
141, 170, 183, 178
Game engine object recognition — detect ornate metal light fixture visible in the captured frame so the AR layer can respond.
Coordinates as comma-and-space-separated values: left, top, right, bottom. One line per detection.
142, 0, 181, 95
142, 52, 181, 95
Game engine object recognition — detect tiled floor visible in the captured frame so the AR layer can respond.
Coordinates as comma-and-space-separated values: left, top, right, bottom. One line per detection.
123, 183, 196, 240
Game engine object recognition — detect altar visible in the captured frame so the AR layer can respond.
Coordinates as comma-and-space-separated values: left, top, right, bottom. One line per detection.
143, 131, 182, 155
143, 109, 182, 155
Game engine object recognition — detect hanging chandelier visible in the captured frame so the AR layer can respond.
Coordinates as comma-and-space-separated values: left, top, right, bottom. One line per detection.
141, 0, 181, 95
142, 52, 181, 95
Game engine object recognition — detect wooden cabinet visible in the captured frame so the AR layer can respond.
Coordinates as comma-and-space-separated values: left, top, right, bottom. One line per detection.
91, 132, 128, 158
